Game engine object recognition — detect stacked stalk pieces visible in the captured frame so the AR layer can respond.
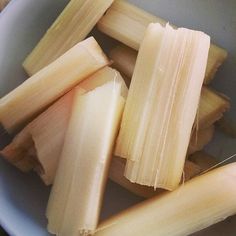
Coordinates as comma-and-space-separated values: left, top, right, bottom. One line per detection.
98, 0, 227, 84
47, 81, 126, 236
0, 0, 233, 235
1, 67, 127, 184
23, 0, 114, 75
116, 23, 210, 190
0, 65, 203, 188
0, 37, 108, 133
109, 44, 230, 135
0, 64, 212, 188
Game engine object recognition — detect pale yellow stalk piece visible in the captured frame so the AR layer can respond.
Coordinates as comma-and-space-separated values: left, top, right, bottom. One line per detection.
109, 157, 201, 198
46, 81, 126, 236
0, 37, 108, 133
189, 151, 218, 171
198, 87, 230, 129
95, 163, 236, 236
23, 0, 114, 75
99, 0, 227, 84
188, 126, 215, 155
109, 44, 230, 129
116, 23, 210, 190
1, 67, 126, 184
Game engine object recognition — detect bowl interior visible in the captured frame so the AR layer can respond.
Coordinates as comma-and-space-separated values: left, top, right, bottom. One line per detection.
0, 0, 235, 235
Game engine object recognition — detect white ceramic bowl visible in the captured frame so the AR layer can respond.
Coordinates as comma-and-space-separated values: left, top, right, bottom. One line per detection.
0, 0, 235, 235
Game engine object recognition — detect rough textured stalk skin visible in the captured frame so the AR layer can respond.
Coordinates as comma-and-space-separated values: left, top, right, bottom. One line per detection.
188, 126, 215, 155
46, 82, 126, 236
116, 23, 210, 190
0, 37, 108, 133
23, 0, 114, 75
99, 0, 227, 84
95, 163, 236, 236
0, 67, 126, 184
110, 44, 230, 130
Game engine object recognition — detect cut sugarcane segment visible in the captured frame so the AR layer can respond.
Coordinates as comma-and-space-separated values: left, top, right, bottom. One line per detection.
109, 44, 230, 129
23, 0, 114, 75
189, 151, 218, 171
188, 126, 215, 155
116, 23, 210, 190
46, 81, 125, 236
99, 0, 227, 84
78, 67, 128, 98
95, 163, 236, 236
1, 67, 127, 185
109, 157, 201, 198
0, 37, 108, 133
198, 87, 230, 129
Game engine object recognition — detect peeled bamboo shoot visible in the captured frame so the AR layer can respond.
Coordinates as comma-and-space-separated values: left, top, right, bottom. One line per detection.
23, 0, 114, 75
116, 23, 210, 190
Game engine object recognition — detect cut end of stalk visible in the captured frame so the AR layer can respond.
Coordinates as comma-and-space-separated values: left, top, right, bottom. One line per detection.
110, 157, 202, 198
0, 37, 109, 133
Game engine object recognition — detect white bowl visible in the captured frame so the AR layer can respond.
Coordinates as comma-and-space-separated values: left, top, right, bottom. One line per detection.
0, 0, 235, 235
